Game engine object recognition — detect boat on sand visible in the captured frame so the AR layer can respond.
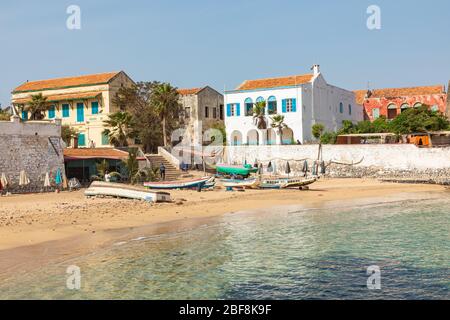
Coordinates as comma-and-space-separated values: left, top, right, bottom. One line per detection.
220, 178, 260, 189
85, 181, 171, 202
260, 177, 317, 189
144, 176, 215, 190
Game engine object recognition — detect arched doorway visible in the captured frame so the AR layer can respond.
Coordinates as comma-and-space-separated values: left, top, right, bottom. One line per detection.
247, 129, 259, 145
230, 130, 242, 146
281, 128, 294, 145
387, 104, 398, 119
266, 128, 277, 145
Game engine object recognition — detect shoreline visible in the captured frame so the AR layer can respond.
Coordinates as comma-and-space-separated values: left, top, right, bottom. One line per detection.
0, 178, 447, 280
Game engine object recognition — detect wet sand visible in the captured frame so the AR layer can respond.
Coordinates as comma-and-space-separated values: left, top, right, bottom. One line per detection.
0, 178, 446, 279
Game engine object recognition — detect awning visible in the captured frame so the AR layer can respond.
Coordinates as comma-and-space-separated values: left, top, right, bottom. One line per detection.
64, 148, 129, 161
13, 91, 102, 105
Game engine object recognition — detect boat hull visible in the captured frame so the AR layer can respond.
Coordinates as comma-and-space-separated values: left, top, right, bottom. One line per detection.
220, 178, 260, 189
144, 177, 215, 190
260, 177, 317, 189
85, 182, 171, 202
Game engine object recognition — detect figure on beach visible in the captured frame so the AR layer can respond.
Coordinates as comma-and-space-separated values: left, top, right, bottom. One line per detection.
104, 171, 111, 183
160, 163, 166, 181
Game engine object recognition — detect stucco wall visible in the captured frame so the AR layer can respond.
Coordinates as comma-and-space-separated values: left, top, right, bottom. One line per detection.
225, 144, 450, 172
0, 117, 65, 192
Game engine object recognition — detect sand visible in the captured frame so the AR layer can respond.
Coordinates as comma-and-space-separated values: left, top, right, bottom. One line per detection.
0, 178, 446, 278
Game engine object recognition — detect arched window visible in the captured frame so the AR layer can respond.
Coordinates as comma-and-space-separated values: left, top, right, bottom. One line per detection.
256, 97, 265, 103
244, 98, 253, 116
267, 96, 277, 115
413, 102, 423, 108
387, 104, 398, 119
348, 104, 352, 115
339, 102, 343, 113
400, 103, 409, 113
431, 105, 439, 112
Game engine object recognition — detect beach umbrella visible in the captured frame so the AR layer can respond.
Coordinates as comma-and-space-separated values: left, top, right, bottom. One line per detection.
62, 173, 68, 190
44, 172, 51, 188
320, 161, 326, 175
1, 173, 8, 188
258, 163, 263, 175
267, 161, 273, 173
312, 162, 317, 176
55, 168, 62, 185
19, 170, 30, 186
302, 160, 309, 173
253, 159, 258, 168
285, 161, 291, 178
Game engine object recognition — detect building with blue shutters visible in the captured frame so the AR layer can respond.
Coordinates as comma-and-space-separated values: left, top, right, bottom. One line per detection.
224, 65, 363, 145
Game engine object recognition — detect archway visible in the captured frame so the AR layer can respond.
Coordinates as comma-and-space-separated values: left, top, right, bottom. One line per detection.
266, 128, 277, 145
230, 130, 242, 146
281, 128, 294, 145
387, 104, 398, 119
247, 129, 259, 145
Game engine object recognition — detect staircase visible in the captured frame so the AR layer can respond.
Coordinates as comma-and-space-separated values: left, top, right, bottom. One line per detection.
145, 154, 181, 181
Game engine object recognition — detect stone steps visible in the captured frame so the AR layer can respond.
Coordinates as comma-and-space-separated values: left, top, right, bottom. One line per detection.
145, 154, 181, 180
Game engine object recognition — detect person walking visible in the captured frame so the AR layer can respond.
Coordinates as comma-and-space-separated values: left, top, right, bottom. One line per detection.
160, 163, 166, 181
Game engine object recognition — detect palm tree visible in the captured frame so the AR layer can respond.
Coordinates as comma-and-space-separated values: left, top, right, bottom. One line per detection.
102, 111, 135, 147
122, 148, 139, 184
0, 108, 11, 121
61, 125, 78, 146
270, 114, 288, 144
151, 83, 181, 147
27, 93, 48, 120
253, 101, 267, 129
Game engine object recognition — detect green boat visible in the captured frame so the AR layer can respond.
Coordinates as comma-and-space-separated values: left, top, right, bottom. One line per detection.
216, 164, 257, 176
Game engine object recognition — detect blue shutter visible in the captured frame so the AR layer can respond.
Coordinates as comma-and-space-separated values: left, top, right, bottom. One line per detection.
292, 99, 297, 112
48, 106, 55, 119
282, 100, 287, 113
62, 104, 70, 117
236, 103, 240, 116
91, 102, 99, 115
78, 133, 86, 146
76, 103, 85, 122
22, 111, 28, 120
226, 104, 232, 117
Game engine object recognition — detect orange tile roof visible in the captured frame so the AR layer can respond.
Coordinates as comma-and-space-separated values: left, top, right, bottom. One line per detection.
354, 85, 445, 104
64, 148, 129, 160
354, 90, 370, 105
236, 74, 314, 91
178, 87, 204, 95
13, 72, 121, 93
12, 91, 102, 104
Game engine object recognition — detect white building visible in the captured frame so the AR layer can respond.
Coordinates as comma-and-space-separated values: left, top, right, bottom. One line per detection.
224, 65, 363, 145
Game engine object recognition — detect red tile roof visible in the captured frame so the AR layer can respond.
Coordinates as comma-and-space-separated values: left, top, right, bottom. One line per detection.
178, 87, 204, 95
64, 148, 129, 160
354, 85, 445, 104
12, 91, 102, 104
13, 72, 121, 93
236, 74, 314, 91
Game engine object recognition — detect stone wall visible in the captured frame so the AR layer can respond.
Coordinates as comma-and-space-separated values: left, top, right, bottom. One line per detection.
0, 116, 65, 193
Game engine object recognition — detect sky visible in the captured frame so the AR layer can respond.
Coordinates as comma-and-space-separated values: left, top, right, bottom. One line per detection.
1, 0, 450, 107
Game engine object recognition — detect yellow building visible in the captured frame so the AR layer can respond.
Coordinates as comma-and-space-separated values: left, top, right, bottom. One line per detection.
11, 71, 135, 148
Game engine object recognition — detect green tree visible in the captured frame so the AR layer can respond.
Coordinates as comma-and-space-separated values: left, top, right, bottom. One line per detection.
210, 121, 227, 145
320, 131, 337, 144
338, 120, 356, 135
0, 108, 11, 121
270, 114, 288, 144
122, 148, 139, 184
151, 83, 182, 147
312, 123, 325, 140
61, 125, 78, 146
253, 101, 267, 129
103, 111, 136, 147
26, 93, 48, 120
390, 106, 450, 134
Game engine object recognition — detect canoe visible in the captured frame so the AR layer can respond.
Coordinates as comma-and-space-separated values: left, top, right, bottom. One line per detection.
144, 176, 215, 190
260, 177, 317, 189
216, 164, 257, 176
220, 178, 260, 189
85, 182, 171, 203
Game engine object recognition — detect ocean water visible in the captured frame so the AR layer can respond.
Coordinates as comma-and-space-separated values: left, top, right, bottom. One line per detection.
0, 198, 449, 300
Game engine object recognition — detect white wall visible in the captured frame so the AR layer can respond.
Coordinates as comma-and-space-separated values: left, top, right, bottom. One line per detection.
226, 145, 450, 171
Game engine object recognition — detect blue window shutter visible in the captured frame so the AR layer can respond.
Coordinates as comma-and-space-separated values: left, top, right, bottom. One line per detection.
62, 104, 70, 117
78, 133, 86, 146
282, 100, 287, 113
236, 103, 240, 116
292, 99, 297, 112
92, 102, 99, 115
22, 111, 28, 120
226, 104, 231, 117
102, 132, 109, 145
48, 106, 55, 119
76, 103, 85, 122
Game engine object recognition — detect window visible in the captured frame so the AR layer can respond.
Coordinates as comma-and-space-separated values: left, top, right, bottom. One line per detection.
213, 107, 217, 119
373, 108, 380, 119
205, 106, 209, 118
227, 103, 240, 117
282, 98, 296, 113
185, 107, 190, 119
431, 105, 439, 112
91, 101, 99, 115
268, 96, 277, 115
78, 133, 86, 147
348, 104, 352, 115
102, 132, 109, 145
244, 98, 253, 116
62, 104, 70, 118
21, 110, 28, 120
219, 105, 224, 120
76, 103, 85, 122
400, 103, 410, 112
48, 106, 56, 119
339, 102, 344, 113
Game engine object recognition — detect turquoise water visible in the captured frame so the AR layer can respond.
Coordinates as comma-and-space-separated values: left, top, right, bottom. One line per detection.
0, 198, 449, 300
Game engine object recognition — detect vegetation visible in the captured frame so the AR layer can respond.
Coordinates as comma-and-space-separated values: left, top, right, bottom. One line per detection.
122, 148, 140, 184
26, 93, 48, 120
253, 101, 267, 129
209, 121, 227, 145
270, 115, 288, 144
311, 123, 325, 139
103, 111, 136, 147
61, 125, 78, 146
0, 108, 11, 121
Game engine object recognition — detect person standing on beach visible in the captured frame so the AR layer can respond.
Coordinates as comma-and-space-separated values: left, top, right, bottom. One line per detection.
160, 163, 166, 181
104, 171, 111, 183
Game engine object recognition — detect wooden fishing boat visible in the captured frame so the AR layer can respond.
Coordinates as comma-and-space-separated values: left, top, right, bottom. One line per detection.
260, 177, 317, 189
216, 164, 258, 177
143, 176, 215, 190
85, 182, 171, 203
220, 178, 260, 189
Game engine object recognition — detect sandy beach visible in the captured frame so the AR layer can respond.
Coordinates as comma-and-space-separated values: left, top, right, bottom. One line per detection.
0, 178, 446, 279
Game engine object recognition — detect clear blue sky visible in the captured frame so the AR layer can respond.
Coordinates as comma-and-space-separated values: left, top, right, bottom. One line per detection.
1, 0, 449, 107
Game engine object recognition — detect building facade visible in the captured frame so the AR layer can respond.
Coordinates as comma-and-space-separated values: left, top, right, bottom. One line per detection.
177, 86, 224, 146
354, 85, 447, 121
11, 71, 135, 148
224, 66, 363, 145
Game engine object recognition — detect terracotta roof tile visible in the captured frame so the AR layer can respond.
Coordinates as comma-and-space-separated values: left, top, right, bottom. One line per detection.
12, 91, 102, 104
64, 148, 129, 160
13, 72, 121, 93
178, 87, 204, 95
354, 85, 445, 104
236, 74, 314, 91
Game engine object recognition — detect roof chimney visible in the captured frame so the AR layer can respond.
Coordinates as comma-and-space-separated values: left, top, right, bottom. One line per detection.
311, 64, 320, 76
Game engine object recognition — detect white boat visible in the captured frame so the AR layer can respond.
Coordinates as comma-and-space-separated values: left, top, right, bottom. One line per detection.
220, 178, 260, 189
85, 181, 171, 203
144, 176, 215, 190
260, 177, 317, 189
